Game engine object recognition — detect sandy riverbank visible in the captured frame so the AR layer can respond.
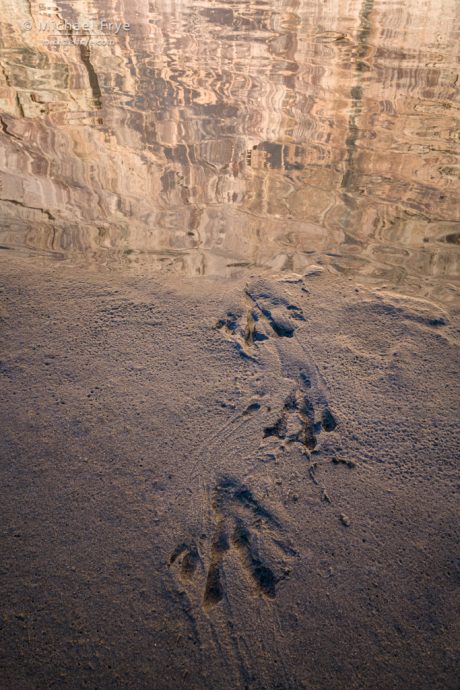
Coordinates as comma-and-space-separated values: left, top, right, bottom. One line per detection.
0, 256, 458, 689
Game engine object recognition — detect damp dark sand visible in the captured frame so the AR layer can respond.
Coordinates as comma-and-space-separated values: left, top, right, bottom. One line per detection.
1, 255, 458, 689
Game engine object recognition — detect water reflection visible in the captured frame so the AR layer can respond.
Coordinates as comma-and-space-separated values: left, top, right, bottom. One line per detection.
0, 0, 458, 301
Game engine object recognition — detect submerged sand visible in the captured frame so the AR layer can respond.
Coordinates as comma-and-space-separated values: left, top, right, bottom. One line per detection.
0, 256, 459, 689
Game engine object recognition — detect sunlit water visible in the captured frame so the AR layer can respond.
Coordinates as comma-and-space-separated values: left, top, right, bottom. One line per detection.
0, 0, 459, 303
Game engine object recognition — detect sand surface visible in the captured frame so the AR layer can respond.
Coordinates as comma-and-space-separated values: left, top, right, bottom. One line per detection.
1, 256, 458, 689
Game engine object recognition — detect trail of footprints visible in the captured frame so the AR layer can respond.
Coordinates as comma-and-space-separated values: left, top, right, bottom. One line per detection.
218, 279, 338, 453
170, 477, 294, 608
171, 280, 342, 609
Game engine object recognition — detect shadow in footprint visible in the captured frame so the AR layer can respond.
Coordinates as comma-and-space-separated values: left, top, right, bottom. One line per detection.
262, 378, 338, 451
232, 518, 277, 599
170, 543, 201, 581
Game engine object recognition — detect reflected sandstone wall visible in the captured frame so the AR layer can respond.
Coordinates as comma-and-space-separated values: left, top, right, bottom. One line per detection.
0, 0, 458, 292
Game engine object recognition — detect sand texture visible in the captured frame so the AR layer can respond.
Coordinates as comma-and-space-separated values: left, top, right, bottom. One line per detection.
1, 256, 458, 689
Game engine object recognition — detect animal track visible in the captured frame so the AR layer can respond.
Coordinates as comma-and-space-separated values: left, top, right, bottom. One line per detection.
169, 542, 201, 582
245, 281, 305, 338
263, 381, 337, 451
217, 280, 338, 456
216, 309, 266, 360
205, 477, 291, 606
204, 278, 341, 610
170, 478, 294, 609
231, 518, 278, 599
216, 280, 305, 358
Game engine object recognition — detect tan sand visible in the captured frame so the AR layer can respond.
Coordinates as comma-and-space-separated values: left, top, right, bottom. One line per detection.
0, 255, 458, 689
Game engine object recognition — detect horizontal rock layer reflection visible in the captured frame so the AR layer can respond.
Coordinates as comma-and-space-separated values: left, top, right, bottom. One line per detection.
0, 0, 458, 300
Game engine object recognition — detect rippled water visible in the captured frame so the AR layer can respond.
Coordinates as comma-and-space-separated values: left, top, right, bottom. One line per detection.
0, 0, 459, 302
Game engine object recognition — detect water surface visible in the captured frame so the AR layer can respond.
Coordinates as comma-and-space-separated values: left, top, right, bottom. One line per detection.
0, 0, 459, 302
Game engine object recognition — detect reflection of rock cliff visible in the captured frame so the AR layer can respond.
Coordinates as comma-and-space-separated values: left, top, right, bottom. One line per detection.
0, 0, 458, 287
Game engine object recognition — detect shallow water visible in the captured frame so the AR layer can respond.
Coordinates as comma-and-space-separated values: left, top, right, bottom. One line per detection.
0, 0, 459, 302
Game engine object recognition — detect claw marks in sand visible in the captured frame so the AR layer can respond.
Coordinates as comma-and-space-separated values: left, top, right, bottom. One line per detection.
216, 280, 305, 358
264, 381, 337, 451
171, 478, 294, 609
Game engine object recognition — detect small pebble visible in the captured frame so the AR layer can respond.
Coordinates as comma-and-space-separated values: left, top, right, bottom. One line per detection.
340, 513, 351, 527
304, 264, 324, 276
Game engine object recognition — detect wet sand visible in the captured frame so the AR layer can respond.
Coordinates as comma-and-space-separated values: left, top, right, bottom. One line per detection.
1, 255, 458, 689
